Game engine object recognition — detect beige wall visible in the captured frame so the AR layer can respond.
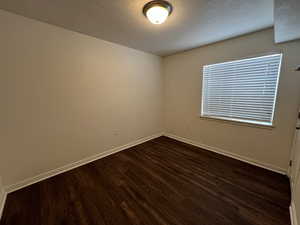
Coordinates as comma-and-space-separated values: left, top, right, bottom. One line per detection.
0, 176, 4, 217
1, 9, 299, 191
292, 124, 300, 224
294, 175, 300, 224
0, 10, 163, 187
0, 176, 4, 201
163, 28, 300, 172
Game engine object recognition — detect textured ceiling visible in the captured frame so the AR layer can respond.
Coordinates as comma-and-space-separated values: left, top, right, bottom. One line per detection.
0, 0, 273, 56
274, 0, 300, 43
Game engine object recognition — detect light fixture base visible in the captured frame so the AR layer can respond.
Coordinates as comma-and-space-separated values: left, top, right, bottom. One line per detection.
143, 0, 173, 17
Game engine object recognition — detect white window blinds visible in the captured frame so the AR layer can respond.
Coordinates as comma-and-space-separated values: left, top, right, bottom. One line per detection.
201, 54, 282, 126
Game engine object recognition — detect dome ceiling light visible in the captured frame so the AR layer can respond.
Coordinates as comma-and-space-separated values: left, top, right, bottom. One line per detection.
143, 0, 173, 25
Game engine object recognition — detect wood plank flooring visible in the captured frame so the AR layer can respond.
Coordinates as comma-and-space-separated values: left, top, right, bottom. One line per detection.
0, 136, 291, 225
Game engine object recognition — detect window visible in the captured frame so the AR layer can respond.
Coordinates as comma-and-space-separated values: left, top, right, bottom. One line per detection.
201, 54, 282, 126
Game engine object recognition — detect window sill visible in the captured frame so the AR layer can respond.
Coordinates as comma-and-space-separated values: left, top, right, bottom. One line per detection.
198, 115, 275, 130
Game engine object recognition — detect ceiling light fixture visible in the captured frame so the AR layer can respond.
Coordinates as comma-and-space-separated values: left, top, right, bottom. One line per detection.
143, 0, 173, 25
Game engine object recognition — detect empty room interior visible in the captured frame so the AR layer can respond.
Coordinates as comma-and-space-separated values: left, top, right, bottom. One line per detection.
1, 0, 300, 224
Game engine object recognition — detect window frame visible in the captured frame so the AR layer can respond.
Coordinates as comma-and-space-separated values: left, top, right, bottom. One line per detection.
200, 53, 283, 128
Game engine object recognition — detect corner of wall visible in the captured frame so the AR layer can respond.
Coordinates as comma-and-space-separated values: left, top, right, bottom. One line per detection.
290, 201, 299, 225
161, 57, 167, 134
0, 176, 7, 220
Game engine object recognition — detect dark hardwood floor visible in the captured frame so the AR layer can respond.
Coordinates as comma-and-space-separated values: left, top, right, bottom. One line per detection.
0, 136, 291, 225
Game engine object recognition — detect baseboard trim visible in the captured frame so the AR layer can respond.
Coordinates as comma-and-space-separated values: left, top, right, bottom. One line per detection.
3, 132, 287, 192
0, 191, 7, 220
164, 133, 287, 175
290, 202, 298, 225
5, 133, 163, 193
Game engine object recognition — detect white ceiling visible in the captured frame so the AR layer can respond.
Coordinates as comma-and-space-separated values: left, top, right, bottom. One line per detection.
0, 0, 274, 56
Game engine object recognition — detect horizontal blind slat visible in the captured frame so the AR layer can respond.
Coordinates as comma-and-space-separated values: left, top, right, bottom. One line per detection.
204, 70, 279, 79
205, 106, 273, 114
203, 114, 272, 122
205, 103, 274, 108
203, 110, 272, 119
203, 112, 272, 121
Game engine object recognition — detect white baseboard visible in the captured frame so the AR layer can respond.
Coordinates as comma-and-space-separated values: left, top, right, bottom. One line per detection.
290, 202, 299, 225
164, 133, 287, 175
5, 133, 163, 193
2, 132, 287, 192
0, 191, 7, 220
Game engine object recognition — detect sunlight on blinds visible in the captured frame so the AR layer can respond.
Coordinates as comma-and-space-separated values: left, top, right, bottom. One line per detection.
201, 54, 282, 126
